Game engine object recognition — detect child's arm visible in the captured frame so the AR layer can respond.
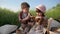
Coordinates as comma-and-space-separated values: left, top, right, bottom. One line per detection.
47, 18, 53, 30
18, 13, 22, 22
46, 18, 53, 34
18, 12, 25, 23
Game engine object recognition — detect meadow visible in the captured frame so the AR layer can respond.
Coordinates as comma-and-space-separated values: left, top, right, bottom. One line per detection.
0, 4, 60, 26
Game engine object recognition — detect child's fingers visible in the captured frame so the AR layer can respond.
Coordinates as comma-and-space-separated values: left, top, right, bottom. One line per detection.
48, 18, 53, 23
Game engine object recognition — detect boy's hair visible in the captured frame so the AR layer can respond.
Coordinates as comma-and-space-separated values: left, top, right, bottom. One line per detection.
21, 2, 30, 9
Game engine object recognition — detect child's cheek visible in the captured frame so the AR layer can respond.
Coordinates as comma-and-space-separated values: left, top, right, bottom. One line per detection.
38, 13, 42, 16
22, 9, 25, 12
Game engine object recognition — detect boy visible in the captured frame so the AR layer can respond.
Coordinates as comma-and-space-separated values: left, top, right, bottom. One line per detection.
18, 2, 34, 34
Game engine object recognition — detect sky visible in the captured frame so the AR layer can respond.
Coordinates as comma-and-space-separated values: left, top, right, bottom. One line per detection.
0, 0, 60, 12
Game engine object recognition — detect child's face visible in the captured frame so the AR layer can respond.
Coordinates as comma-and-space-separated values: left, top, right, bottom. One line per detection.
36, 9, 43, 16
36, 12, 42, 16
22, 8, 29, 13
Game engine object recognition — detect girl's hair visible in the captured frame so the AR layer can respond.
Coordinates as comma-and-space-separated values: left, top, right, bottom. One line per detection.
21, 2, 30, 9
36, 8, 45, 17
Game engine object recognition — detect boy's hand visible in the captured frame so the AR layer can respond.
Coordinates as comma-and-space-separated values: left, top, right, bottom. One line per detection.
19, 19, 26, 23
21, 19, 25, 23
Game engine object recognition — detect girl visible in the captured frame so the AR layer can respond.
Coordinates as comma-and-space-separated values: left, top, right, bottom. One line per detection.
28, 4, 49, 34
35, 4, 50, 34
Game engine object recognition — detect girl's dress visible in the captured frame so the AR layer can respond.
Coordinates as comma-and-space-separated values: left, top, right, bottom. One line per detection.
28, 23, 45, 34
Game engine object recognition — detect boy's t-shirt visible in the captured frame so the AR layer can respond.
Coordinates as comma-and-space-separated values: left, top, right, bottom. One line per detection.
22, 13, 28, 19
19, 11, 28, 19
19, 11, 34, 24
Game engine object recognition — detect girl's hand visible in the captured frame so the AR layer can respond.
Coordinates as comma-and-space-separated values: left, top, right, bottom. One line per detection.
48, 18, 53, 23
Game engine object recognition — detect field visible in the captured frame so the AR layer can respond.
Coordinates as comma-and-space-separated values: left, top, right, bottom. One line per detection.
0, 4, 60, 26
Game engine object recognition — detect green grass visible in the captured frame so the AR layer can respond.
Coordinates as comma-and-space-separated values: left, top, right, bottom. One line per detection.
0, 4, 60, 26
